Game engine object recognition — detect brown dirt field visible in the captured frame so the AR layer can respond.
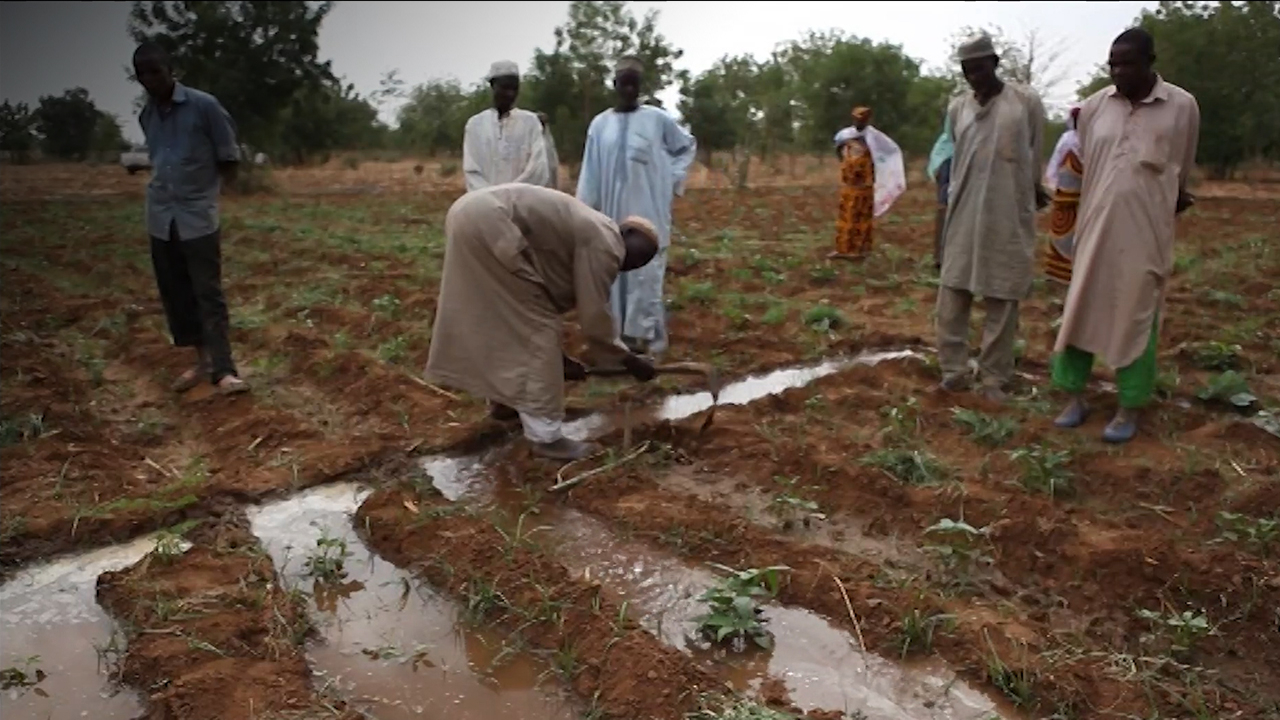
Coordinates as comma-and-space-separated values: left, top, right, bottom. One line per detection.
94, 515, 362, 720
3, 159, 1277, 719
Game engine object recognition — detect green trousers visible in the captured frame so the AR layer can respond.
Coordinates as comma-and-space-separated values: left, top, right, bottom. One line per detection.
1051, 315, 1159, 409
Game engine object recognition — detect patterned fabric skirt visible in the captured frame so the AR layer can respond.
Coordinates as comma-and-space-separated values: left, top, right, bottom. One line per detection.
1044, 150, 1082, 285
834, 141, 875, 255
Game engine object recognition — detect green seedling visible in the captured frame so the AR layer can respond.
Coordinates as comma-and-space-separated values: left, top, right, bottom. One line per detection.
694, 563, 789, 651
861, 448, 949, 486
1195, 370, 1256, 410
952, 407, 1018, 447
302, 531, 351, 583
1008, 446, 1074, 498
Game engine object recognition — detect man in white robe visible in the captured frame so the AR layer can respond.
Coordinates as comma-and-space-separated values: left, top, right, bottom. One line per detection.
935, 35, 1048, 402
576, 56, 697, 357
426, 184, 660, 461
462, 60, 548, 192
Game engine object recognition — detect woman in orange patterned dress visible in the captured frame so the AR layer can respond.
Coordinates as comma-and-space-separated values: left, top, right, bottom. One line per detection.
831, 106, 876, 260
1044, 107, 1083, 286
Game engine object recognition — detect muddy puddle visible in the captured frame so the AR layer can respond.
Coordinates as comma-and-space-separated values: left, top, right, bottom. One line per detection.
655, 349, 922, 423
488, 498, 1006, 719
433, 350, 926, 504
412, 351, 1015, 717
246, 483, 578, 720
0, 535, 175, 720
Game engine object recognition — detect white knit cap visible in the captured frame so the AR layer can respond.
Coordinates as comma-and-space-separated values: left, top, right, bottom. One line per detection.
619, 215, 659, 247
487, 60, 519, 81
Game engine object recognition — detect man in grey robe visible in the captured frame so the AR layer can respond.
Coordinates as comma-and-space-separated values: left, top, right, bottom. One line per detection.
426, 184, 659, 461
936, 34, 1048, 402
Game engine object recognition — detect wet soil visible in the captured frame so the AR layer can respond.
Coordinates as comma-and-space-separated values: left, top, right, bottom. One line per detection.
3, 162, 1277, 719
355, 483, 718, 720
248, 483, 580, 720
93, 516, 362, 720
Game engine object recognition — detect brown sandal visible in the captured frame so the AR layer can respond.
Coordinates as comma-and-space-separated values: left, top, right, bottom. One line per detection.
170, 368, 205, 393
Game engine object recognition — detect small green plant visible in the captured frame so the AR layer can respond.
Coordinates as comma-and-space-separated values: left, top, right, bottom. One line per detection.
1186, 341, 1243, 371
1214, 511, 1278, 555
0, 655, 47, 696
371, 293, 401, 318
683, 282, 717, 306
302, 531, 351, 583
881, 397, 922, 443
898, 607, 955, 658
952, 407, 1018, 447
861, 448, 949, 486
462, 578, 507, 624
923, 518, 993, 589
1195, 370, 1257, 410
688, 694, 806, 719
0, 412, 47, 448
694, 563, 789, 651
1136, 608, 1212, 653
809, 265, 838, 284
801, 303, 846, 332
760, 302, 788, 326
770, 475, 823, 530
1009, 446, 1074, 498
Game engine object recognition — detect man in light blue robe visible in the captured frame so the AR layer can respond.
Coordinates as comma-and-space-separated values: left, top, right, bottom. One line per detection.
576, 56, 696, 356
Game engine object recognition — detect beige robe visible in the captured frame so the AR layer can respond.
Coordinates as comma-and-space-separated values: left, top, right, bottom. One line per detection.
1054, 78, 1200, 368
426, 184, 630, 418
940, 83, 1046, 300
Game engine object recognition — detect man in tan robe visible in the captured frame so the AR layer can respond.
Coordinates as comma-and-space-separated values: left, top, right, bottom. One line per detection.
1051, 28, 1200, 444
935, 35, 1048, 402
426, 184, 660, 461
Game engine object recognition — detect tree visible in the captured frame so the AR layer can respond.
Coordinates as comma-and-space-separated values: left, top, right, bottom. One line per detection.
946, 26, 1070, 103
127, 1, 336, 151
278, 79, 387, 164
677, 55, 758, 168
394, 79, 488, 156
92, 113, 129, 156
0, 100, 37, 163
34, 88, 102, 161
523, 0, 685, 164
778, 31, 943, 155
1137, 0, 1280, 177
1076, 65, 1112, 100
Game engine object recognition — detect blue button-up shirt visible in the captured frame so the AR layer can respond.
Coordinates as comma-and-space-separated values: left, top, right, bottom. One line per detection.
139, 83, 240, 240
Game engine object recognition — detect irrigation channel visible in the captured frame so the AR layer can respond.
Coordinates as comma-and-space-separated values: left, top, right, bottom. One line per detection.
1, 349, 1018, 720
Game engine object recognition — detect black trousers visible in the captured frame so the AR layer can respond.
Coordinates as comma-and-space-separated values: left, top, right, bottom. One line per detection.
150, 223, 237, 383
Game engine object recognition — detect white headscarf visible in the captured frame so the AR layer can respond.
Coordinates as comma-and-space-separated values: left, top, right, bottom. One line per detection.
1044, 106, 1082, 189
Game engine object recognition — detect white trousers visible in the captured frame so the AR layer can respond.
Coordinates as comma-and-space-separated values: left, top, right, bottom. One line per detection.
519, 412, 563, 444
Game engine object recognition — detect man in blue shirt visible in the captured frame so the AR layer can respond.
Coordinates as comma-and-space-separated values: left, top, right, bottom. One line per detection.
133, 43, 248, 394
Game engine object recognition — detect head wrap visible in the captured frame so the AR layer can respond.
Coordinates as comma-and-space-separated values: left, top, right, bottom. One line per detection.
956, 35, 998, 62
486, 60, 519, 81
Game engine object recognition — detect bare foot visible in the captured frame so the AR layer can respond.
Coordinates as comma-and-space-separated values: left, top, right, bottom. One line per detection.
215, 375, 250, 395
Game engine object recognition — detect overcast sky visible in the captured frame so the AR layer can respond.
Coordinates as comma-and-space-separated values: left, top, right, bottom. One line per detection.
1, 1, 1156, 143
